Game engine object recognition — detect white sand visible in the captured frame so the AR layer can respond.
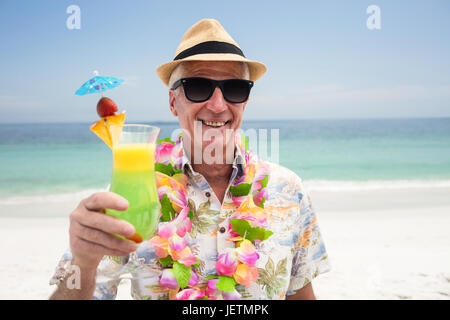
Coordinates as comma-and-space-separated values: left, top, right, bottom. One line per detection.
0, 187, 449, 300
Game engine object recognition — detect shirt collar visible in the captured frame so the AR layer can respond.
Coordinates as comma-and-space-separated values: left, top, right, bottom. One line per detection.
181, 144, 245, 180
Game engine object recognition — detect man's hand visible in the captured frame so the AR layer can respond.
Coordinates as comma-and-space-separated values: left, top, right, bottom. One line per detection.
285, 282, 316, 300
69, 192, 137, 269
50, 192, 137, 300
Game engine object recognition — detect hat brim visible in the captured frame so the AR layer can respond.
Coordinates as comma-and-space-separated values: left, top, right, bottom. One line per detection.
156, 53, 267, 87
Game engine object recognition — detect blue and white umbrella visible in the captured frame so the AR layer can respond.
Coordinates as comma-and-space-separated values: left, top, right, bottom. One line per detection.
75, 71, 124, 96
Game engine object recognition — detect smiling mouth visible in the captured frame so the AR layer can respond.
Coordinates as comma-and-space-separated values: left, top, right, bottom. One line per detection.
199, 119, 231, 128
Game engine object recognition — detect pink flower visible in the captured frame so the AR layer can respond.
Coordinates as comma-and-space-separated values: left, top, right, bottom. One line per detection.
205, 278, 241, 300
158, 207, 191, 239
254, 164, 269, 182
233, 264, 258, 287
252, 181, 262, 191
216, 248, 239, 276
175, 288, 205, 300
236, 239, 259, 267
232, 196, 247, 207
205, 279, 220, 299
253, 188, 267, 207
168, 233, 188, 252
172, 173, 188, 188
159, 269, 178, 290
147, 236, 169, 258
188, 269, 199, 286
171, 246, 198, 266
222, 289, 241, 300
156, 173, 188, 212
243, 164, 256, 182
158, 222, 176, 239
173, 207, 192, 237
150, 207, 195, 266
171, 140, 184, 170
155, 141, 174, 165
157, 186, 187, 213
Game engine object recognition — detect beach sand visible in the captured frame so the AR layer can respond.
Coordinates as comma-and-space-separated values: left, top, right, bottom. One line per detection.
0, 187, 449, 300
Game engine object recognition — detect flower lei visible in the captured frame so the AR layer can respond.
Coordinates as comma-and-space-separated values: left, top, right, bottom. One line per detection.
148, 133, 272, 300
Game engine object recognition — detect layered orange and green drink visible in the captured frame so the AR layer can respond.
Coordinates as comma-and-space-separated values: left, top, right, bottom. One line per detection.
90, 101, 161, 243
91, 123, 160, 243
106, 140, 160, 242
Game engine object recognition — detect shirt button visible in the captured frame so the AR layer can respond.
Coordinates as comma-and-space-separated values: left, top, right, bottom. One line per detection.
205, 192, 211, 197
219, 227, 226, 233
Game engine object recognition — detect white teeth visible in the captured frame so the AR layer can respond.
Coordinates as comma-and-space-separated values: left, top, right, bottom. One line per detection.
202, 120, 227, 127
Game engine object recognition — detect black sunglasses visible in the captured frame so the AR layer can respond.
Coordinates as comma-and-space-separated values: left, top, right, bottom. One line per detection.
171, 77, 254, 104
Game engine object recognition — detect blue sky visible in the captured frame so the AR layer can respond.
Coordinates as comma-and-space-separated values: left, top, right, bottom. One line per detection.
0, 0, 449, 123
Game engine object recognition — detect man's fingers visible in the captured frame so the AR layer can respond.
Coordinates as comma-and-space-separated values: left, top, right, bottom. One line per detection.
73, 209, 135, 238
83, 192, 129, 212
73, 221, 137, 253
72, 236, 131, 258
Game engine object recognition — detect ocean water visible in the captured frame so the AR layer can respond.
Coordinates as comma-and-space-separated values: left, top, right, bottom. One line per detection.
0, 118, 449, 199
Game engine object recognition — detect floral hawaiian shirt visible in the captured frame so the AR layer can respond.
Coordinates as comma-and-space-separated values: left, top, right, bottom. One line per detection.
50, 146, 331, 300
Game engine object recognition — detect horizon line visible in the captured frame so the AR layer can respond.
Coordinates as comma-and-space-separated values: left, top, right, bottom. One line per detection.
1, 116, 450, 125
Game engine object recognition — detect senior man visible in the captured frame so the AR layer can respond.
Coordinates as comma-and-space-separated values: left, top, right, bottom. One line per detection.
50, 19, 330, 300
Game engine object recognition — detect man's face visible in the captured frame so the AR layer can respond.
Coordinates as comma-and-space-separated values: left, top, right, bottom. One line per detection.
169, 61, 249, 162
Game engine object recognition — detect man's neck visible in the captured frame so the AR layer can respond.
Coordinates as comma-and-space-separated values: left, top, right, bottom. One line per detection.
183, 140, 235, 185
191, 162, 233, 185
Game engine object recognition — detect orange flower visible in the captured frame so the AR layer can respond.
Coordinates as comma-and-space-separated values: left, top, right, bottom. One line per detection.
233, 263, 258, 287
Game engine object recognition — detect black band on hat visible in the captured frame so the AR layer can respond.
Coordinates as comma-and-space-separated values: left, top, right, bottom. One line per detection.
174, 41, 245, 60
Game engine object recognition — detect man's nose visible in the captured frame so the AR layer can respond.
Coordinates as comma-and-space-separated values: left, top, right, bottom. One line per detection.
205, 87, 228, 113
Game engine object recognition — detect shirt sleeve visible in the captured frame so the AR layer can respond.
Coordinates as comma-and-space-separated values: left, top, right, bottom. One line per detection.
49, 249, 125, 300
286, 178, 331, 295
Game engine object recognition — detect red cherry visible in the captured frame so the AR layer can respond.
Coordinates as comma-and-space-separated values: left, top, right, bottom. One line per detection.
97, 97, 118, 117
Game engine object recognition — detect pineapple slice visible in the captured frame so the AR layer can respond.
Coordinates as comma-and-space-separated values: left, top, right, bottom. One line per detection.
90, 112, 126, 149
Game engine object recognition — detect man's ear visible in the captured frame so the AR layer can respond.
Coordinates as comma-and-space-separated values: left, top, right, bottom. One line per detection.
169, 89, 178, 116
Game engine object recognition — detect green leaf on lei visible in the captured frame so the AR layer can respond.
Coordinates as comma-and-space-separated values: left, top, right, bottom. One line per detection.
157, 137, 174, 145
257, 197, 266, 209
160, 194, 176, 222
259, 174, 269, 188
158, 256, 174, 267
155, 163, 175, 176
216, 276, 237, 292
229, 183, 251, 197
173, 261, 191, 288
229, 219, 273, 242
204, 275, 236, 292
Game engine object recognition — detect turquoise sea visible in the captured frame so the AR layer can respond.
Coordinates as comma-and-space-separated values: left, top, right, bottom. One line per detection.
0, 118, 450, 199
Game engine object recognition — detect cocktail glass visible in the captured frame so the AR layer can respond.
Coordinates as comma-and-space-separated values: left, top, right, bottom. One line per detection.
106, 124, 161, 242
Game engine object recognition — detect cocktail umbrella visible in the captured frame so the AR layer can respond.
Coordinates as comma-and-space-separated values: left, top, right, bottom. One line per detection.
75, 71, 124, 96
77, 71, 125, 147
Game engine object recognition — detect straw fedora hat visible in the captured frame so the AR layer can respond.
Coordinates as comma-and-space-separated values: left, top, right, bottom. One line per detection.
156, 18, 267, 86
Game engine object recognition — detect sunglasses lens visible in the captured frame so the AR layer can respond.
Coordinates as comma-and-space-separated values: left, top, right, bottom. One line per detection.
223, 80, 250, 103
183, 78, 213, 102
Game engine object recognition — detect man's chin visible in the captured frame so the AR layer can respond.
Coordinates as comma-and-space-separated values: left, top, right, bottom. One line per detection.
191, 120, 237, 145
194, 137, 236, 166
